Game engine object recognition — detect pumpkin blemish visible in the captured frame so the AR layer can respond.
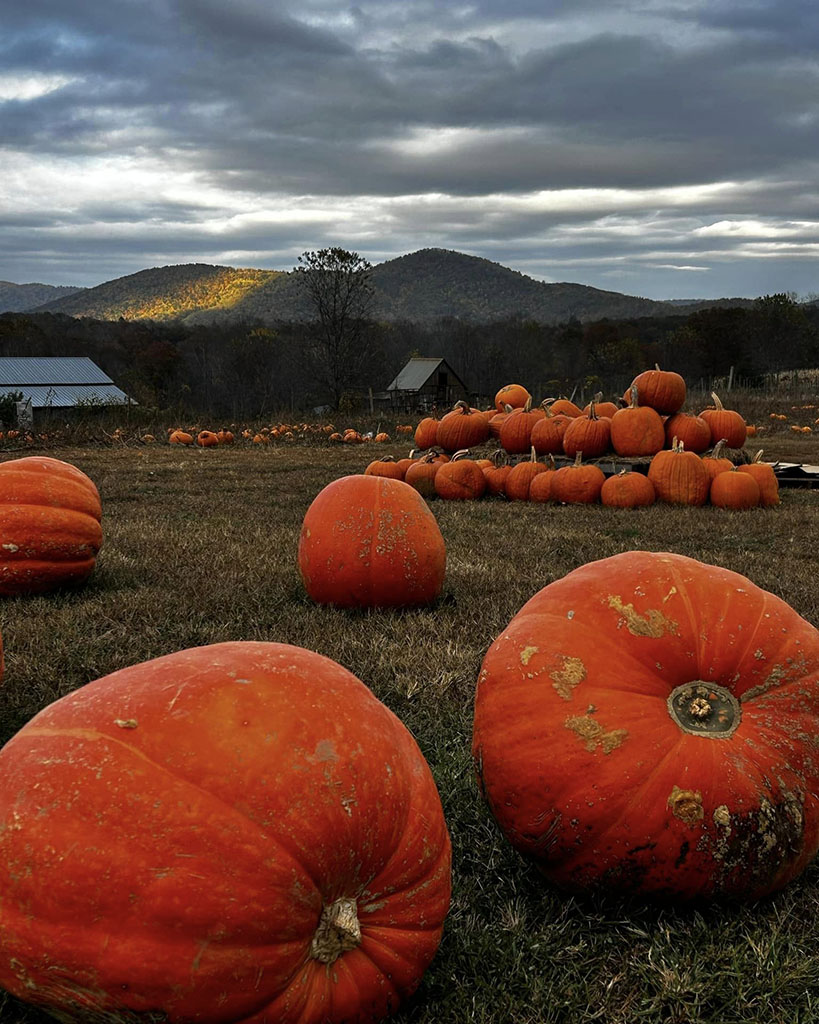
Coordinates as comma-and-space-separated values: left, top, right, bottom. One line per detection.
520, 646, 539, 666
667, 785, 703, 825
565, 714, 627, 754
551, 656, 587, 700
607, 594, 678, 638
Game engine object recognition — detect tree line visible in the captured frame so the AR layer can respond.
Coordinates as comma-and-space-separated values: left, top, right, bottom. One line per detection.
0, 250, 817, 419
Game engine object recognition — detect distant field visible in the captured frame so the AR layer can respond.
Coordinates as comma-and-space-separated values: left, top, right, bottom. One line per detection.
1, 438, 819, 1024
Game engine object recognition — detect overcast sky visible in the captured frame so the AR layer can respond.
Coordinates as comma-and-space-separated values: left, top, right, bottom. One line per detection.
1, 0, 818, 298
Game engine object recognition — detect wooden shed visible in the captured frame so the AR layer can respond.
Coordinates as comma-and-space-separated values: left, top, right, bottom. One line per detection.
384, 357, 469, 412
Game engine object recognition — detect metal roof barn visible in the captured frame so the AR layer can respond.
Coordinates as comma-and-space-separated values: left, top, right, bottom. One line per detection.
385, 357, 469, 411
0, 357, 132, 408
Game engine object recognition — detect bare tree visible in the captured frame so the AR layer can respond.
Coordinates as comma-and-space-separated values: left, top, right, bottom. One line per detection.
295, 247, 376, 407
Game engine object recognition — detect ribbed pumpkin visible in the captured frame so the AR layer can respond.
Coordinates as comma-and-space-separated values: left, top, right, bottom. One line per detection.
472, 550, 819, 899
737, 450, 780, 507
663, 412, 711, 454
600, 470, 656, 508
498, 399, 546, 455
434, 450, 486, 500
710, 468, 760, 510
482, 450, 512, 496
700, 392, 747, 449
648, 438, 710, 506
530, 401, 571, 455
436, 402, 490, 453
196, 430, 220, 447
610, 386, 665, 457
562, 400, 612, 460
0, 456, 102, 595
702, 439, 734, 483
582, 393, 619, 419
528, 456, 557, 502
298, 475, 445, 607
364, 455, 405, 480
495, 383, 531, 412
0, 641, 451, 1023
404, 451, 442, 499
550, 452, 605, 504
413, 416, 439, 450
504, 447, 549, 501
630, 364, 686, 415
487, 405, 513, 439
549, 396, 582, 418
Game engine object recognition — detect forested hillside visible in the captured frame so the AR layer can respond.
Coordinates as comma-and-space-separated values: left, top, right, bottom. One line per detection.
2, 293, 817, 418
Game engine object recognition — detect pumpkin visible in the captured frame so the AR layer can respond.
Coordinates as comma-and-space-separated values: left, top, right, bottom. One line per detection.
600, 470, 656, 508
550, 452, 605, 504
169, 430, 194, 445
298, 475, 446, 607
472, 550, 819, 899
495, 383, 531, 412
710, 468, 760, 510
436, 402, 490, 453
0, 641, 451, 1023
663, 412, 711, 454
0, 456, 102, 595
504, 446, 549, 501
701, 439, 734, 483
374, 432, 390, 443
528, 455, 557, 502
364, 455, 405, 480
434, 450, 486, 500
498, 398, 546, 455
404, 451, 442, 499
217, 429, 234, 444
196, 430, 220, 447
700, 392, 747, 449
487, 405, 513, 439
530, 401, 571, 456
562, 400, 612, 460
630, 364, 686, 415
737, 450, 780, 507
609, 386, 665, 458
648, 438, 710, 506
549, 396, 582, 418
582, 393, 619, 420
482, 450, 513, 497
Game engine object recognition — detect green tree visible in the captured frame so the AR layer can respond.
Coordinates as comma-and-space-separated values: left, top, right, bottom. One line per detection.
295, 248, 376, 408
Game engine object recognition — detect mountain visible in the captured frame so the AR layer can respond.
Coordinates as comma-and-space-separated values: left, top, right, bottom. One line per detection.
0, 281, 83, 312
32, 264, 283, 321
19, 248, 751, 324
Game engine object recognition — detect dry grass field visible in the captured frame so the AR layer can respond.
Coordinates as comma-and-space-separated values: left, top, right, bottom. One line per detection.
2, 431, 819, 1024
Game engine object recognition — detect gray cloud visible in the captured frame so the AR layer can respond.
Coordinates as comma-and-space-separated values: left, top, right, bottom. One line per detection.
0, 0, 817, 297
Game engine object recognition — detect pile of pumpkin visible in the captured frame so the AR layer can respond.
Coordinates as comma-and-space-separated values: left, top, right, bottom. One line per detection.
388, 366, 779, 508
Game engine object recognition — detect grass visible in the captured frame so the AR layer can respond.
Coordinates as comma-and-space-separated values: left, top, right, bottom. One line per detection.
1, 436, 819, 1024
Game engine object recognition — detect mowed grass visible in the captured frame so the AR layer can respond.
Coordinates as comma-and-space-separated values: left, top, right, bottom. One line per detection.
2, 439, 819, 1024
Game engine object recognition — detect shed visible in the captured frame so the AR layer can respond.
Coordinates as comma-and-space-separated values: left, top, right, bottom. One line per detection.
385, 357, 469, 412
0, 357, 133, 411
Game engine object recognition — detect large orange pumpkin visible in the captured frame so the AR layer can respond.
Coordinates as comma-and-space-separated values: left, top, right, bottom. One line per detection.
435, 402, 490, 452
0, 456, 102, 595
0, 641, 451, 1023
473, 551, 819, 900
298, 475, 446, 607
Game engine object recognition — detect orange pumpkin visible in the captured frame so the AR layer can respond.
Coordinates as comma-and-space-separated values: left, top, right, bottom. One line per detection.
550, 452, 605, 504
737, 451, 780, 507
562, 400, 612, 460
610, 386, 665, 458
710, 468, 760, 509
494, 383, 531, 412
434, 450, 487, 500
436, 402, 490, 453
700, 393, 747, 449
169, 430, 194, 445
473, 550, 819, 899
504, 447, 550, 501
600, 470, 656, 508
0, 641, 451, 1023
299, 475, 446, 606
414, 416, 439, 450
481, 450, 513, 497
702, 439, 734, 483
648, 438, 710, 506
630, 364, 686, 415
530, 401, 571, 456
499, 399, 546, 455
364, 456, 405, 480
663, 412, 711, 454
0, 456, 102, 595
404, 451, 443, 499
196, 430, 220, 448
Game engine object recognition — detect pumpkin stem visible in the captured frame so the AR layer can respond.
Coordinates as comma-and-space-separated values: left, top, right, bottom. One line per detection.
452, 449, 471, 461
710, 392, 725, 411
629, 384, 639, 409
310, 897, 361, 964
453, 400, 470, 414
667, 682, 741, 738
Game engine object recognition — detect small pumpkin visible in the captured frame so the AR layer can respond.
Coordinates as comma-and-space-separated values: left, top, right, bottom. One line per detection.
434, 450, 487, 500
299, 475, 446, 607
550, 452, 605, 504
436, 402, 490, 453
216, 429, 234, 444
700, 392, 747, 449
364, 455, 405, 480
600, 470, 656, 508
582, 392, 619, 420
0, 641, 451, 1023
504, 447, 550, 501
404, 451, 443, 499
413, 416, 439, 449
530, 400, 571, 455
196, 430, 220, 448
562, 400, 612, 460
472, 550, 819, 900
610, 386, 665, 458
528, 455, 557, 503
702, 439, 734, 483
710, 468, 760, 510
663, 412, 711, 454
736, 450, 779, 507
0, 456, 102, 595
648, 438, 710, 506
481, 450, 513, 497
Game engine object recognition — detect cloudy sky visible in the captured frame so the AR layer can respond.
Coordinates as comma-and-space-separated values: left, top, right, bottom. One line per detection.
2, 0, 818, 299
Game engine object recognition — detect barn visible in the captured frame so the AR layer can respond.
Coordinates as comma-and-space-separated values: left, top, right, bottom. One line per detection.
0, 357, 133, 420
384, 357, 469, 412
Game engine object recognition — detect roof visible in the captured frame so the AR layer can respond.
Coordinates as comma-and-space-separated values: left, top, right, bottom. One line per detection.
0, 357, 132, 407
0, 356, 115, 387
386, 357, 446, 392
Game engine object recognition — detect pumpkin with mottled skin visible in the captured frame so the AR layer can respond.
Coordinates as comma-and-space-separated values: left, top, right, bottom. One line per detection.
473, 551, 819, 900
0, 641, 451, 1023
298, 475, 445, 607
0, 456, 102, 595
